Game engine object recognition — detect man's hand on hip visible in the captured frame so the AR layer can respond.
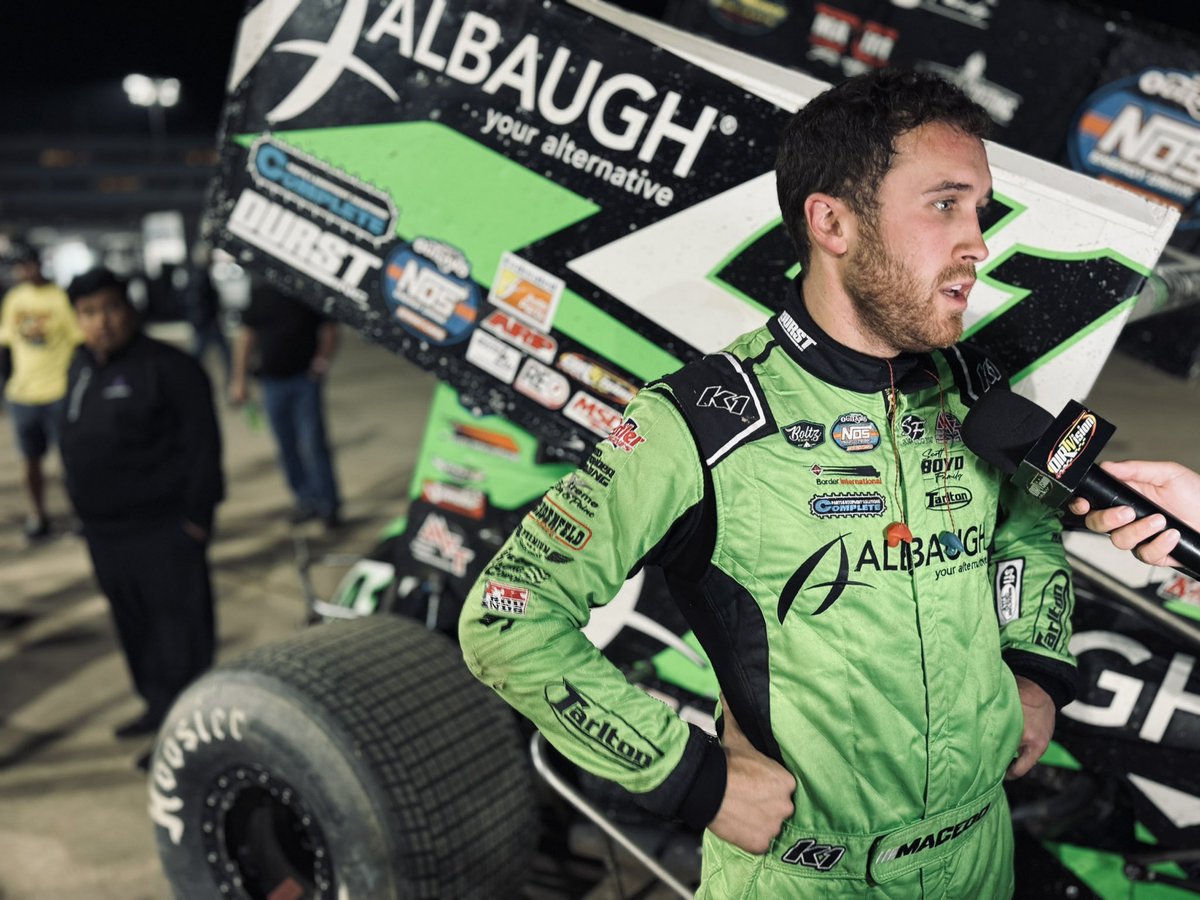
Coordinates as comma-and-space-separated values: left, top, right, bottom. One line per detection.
708, 694, 796, 854
1006, 676, 1055, 780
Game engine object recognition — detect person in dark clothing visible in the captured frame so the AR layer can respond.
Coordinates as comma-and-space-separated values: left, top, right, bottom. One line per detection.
61, 267, 224, 754
229, 279, 341, 527
183, 242, 231, 384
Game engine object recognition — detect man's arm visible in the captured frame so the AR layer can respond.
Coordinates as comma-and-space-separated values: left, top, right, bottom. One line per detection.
459, 389, 730, 828
164, 352, 225, 537
229, 325, 257, 406
309, 320, 338, 379
1068, 460, 1200, 567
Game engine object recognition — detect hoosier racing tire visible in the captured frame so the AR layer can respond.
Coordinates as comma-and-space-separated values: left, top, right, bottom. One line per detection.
148, 615, 536, 899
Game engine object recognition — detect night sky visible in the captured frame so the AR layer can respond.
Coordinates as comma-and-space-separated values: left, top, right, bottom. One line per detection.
0, 0, 1195, 139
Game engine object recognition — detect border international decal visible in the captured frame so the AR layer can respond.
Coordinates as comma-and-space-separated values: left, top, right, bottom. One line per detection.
1068, 68, 1200, 231
381, 238, 479, 344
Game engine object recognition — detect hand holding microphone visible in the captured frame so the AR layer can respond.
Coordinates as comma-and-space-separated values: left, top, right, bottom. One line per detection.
961, 390, 1200, 580
1067, 460, 1200, 568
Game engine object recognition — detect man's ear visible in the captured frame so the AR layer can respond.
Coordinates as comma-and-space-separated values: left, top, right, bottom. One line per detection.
804, 193, 851, 258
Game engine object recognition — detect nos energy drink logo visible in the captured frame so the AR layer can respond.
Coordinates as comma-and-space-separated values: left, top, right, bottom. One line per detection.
1069, 68, 1200, 231
381, 238, 479, 345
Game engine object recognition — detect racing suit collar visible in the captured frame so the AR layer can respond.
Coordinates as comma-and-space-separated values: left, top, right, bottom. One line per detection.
767, 279, 939, 394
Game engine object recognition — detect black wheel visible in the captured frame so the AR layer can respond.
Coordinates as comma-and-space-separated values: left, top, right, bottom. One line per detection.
149, 614, 536, 899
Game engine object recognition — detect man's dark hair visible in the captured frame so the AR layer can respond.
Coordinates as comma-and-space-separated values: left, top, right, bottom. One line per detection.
67, 267, 130, 307
3, 237, 39, 265
776, 68, 992, 271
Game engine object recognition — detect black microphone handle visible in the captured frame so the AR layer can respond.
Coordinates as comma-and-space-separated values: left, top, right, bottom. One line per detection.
1080, 467, 1200, 580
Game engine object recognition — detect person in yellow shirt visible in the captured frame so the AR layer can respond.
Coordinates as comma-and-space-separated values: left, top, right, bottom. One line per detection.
0, 240, 83, 540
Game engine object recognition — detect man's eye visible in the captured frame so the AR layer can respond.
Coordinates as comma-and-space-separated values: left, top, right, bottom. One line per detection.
933, 199, 954, 211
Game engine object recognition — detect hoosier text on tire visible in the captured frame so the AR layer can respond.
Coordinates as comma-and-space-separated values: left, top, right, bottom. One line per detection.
149, 614, 536, 899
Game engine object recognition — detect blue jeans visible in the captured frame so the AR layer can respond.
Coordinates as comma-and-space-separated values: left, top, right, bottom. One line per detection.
259, 374, 340, 518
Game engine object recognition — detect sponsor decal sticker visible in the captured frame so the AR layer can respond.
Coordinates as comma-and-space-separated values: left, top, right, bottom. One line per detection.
482, 580, 531, 616
708, 0, 790, 35
925, 486, 973, 511
935, 412, 962, 444
532, 497, 593, 550
605, 417, 647, 453
564, 391, 623, 437
831, 412, 880, 452
698, 384, 751, 416
1158, 572, 1200, 606
545, 679, 663, 770
996, 559, 1024, 626
900, 414, 926, 442
482, 309, 557, 364
559, 473, 600, 518
808, 4, 897, 76
888, 0, 994, 29
781, 839, 846, 871
248, 136, 397, 244
1047, 410, 1098, 477
917, 53, 1021, 125
466, 329, 522, 384
582, 451, 616, 487
420, 480, 487, 520
488, 252, 564, 331
451, 423, 520, 459
777, 310, 817, 352
783, 420, 825, 449
431, 456, 486, 483
873, 804, 992, 867
809, 492, 887, 518
558, 352, 638, 407
514, 357, 570, 409
228, 187, 383, 307
410, 512, 476, 577
381, 238, 479, 344
1034, 571, 1071, 651
1069, 68, 1200, 231
810, 464, 882, 486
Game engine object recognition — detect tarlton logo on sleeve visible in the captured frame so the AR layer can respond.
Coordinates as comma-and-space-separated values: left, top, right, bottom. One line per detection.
544, 679, 662, 770
482, 580, 530, 616
1034, 570, 1071, 651
604, 417, 646, 453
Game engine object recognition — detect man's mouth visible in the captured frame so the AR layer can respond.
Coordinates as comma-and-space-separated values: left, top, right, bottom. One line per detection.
940, 280, 974, 302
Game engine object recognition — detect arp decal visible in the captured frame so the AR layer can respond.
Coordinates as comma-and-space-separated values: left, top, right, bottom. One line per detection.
482, 309, 557, 364
380, 238, 479, 344
1069, 68, 1199, 231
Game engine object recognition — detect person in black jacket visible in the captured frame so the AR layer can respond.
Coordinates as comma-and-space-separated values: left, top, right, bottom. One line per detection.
61, 267, 224, 751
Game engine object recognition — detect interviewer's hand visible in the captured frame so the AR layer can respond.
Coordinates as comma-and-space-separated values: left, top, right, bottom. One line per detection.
1068, 460, 1200, 567
1006, 676, 1055, 780
708, 694, 796, 854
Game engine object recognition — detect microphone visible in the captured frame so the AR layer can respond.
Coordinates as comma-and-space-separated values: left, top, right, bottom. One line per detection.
962, 389, 1200, 579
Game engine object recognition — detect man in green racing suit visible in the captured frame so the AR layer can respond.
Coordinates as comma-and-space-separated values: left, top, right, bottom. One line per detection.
459, 69, 1076, 898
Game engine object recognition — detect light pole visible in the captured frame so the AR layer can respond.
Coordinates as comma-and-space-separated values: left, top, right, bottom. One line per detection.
123, 74, 180, 157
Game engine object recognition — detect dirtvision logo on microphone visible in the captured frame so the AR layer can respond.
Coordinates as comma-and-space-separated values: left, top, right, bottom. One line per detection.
1017, 400, 1115, 507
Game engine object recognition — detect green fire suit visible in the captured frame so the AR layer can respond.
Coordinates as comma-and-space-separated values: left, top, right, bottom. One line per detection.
459, 287, 1076, 897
